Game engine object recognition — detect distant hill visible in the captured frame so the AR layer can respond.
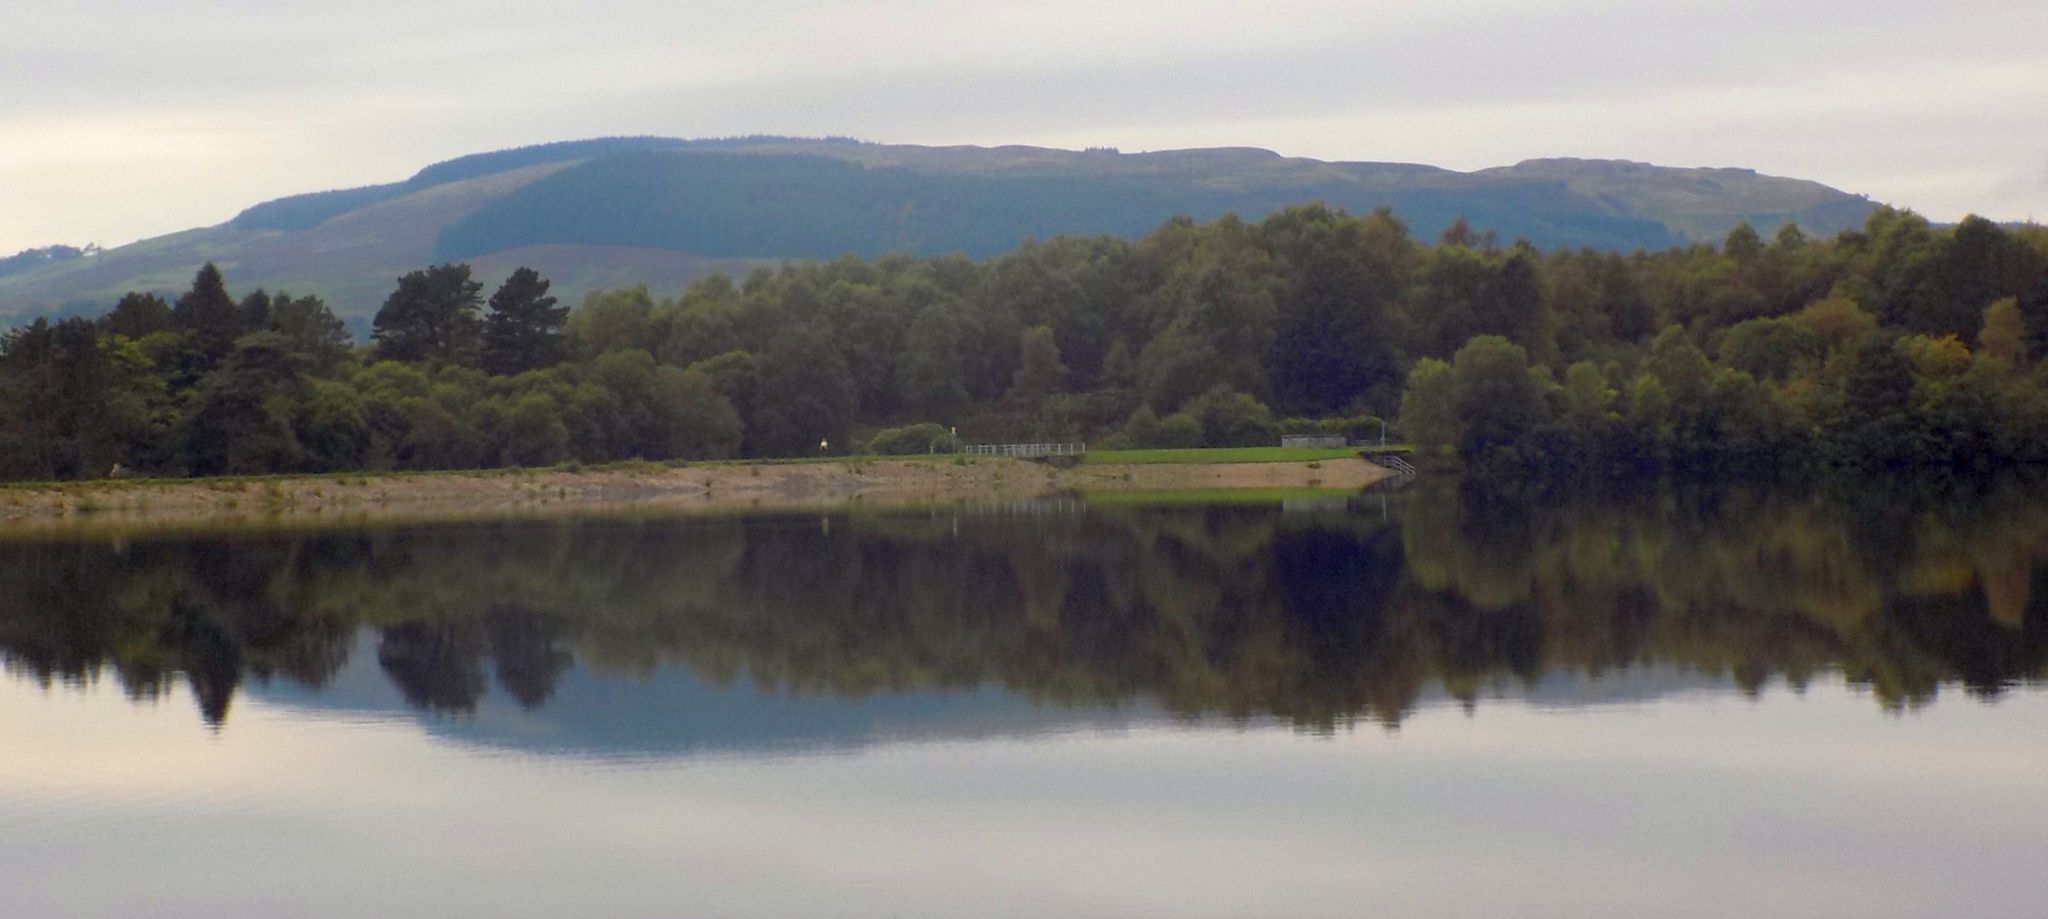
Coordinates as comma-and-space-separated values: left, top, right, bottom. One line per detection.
0, 244, 96, 281
0, 136, 1878, 323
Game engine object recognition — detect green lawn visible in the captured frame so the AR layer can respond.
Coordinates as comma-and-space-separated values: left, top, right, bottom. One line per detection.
1080, 486, 1362, 506
1081, 446, 1364, 465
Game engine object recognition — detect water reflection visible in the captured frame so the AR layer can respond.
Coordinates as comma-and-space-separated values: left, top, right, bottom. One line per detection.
4, 482, 2047, 741
9, 486, 2048, 919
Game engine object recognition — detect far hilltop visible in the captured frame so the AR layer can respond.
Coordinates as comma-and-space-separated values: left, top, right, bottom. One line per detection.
0, 136, 1876, 322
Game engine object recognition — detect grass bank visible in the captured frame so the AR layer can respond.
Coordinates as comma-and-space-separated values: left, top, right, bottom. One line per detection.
1085, 446, 1377, 465
1079, 486, 1367, 506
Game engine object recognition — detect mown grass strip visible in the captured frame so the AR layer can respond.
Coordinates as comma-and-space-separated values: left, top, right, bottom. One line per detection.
1081, 447, 1362, 465
1080, 486, 1360, 506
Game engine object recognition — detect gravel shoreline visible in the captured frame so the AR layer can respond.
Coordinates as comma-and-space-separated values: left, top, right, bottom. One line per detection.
0, 456, 1392, 534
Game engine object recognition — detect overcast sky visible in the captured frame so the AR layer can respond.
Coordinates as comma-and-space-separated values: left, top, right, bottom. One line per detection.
6, 0, 2046, 254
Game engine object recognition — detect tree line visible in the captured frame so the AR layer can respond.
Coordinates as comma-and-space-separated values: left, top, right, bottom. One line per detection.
1399, 213, 2048, 476
3, 202, 2046, 481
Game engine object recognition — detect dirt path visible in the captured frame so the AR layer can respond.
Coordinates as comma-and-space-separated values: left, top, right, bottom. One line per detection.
0, 457, 1392, 534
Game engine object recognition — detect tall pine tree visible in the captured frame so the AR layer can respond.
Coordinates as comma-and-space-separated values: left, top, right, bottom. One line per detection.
481, 267, 567, 375
372, 264, 483, 364
173, 263, 239, 370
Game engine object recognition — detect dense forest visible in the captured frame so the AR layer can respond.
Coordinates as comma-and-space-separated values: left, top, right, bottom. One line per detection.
2, 202, 2046, 482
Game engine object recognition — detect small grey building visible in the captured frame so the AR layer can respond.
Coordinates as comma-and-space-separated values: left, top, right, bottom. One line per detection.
1280, 434, 1348, 449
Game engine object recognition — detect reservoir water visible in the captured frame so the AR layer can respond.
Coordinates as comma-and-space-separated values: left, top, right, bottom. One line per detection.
3, 484, 2045, 917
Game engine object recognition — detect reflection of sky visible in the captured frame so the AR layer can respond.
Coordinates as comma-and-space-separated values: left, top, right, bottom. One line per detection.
240, 630, 1736, 763
250, 632, 1164, 762
3, 673, 2044, 918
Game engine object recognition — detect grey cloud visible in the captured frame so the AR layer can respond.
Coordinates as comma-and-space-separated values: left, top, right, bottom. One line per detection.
2, 0, 2046, 251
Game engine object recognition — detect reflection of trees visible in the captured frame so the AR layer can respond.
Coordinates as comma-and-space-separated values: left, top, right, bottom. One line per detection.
2, 483, 2047, 729
1398, 482, 2048, 707
484, 607, 574, 709
0, 538, 353, 726
377, 622, 486, 714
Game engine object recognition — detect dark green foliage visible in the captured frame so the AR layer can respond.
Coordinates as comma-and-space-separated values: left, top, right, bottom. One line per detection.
1450, 336, 1550, 468
373, 264, 483, 364
2023, 268, 2048, 362
173, 263, 239, 370
1182, 385, 1278, 447
651, 367, 744, 460
896, 303, 971, 422
1155, 413, 1203, 448
1121, 405, 1164, 447
236, 290, 274, 336
567, 286, 656, 357
868, 422, 956, 455
1411, 244, 1555, 359
750, 330, 858, 457
1262, 205, 1405, 416
181, 333, 310, 476
1007, 325, 1068, 409
1841, 333, 1916, 424
0, 318, 160, 478
5, 203, 2048, 483
1874, 214, 2043, 341
499, 392, 571, 467
1715, 316, 1823, 381
295, 380, 370, 471
266, 292, 353, 373
1398, 358, 1458, 448
482, 267, 568, 375
102, 292, 174, 339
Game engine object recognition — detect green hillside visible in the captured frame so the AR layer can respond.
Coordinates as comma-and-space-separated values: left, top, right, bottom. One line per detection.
0, 137, 1878, 323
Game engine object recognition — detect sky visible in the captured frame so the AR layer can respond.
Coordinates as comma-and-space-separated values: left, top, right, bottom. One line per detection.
5, 0, 2047, 254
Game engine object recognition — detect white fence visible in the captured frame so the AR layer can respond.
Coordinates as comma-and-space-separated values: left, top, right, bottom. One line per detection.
1368, 453, 1417, 475
963, 443, 1086, 458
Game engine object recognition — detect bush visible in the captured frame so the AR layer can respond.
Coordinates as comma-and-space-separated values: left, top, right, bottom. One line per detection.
867, 422, 956, 455
1277, 414, 1385, 444
1183, 385, 1276, 447
1122, 405, 1163, 447
1156, 413, 1202, 448
1124, 404, 1204, 448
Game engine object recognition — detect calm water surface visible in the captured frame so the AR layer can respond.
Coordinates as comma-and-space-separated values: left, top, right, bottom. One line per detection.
4, 485, 2047, 918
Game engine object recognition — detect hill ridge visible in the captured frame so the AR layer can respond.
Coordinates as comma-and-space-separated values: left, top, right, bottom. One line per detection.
1, 136, 1878, 322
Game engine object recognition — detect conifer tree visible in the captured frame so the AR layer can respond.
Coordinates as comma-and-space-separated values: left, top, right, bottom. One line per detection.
372, 264, 483, 364
481, 267, 567, 375
173, 263, 239, 367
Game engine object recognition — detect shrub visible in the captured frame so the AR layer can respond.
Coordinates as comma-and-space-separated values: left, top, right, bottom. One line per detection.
1183, 385, 1276, 447
868, 422, 956, 455
1156, 413, 1202, 448
1122, 405, 1164, 447
1278, 414, 1385, 443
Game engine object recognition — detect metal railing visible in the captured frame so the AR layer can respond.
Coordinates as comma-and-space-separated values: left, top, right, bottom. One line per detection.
963, 443, 1087, 458
1370, 453, 1417, 476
